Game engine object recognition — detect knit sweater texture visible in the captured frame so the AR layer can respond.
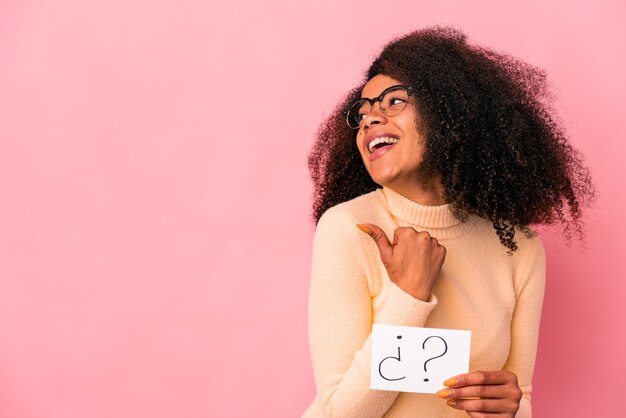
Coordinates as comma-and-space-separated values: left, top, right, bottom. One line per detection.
302, 187, 545, 418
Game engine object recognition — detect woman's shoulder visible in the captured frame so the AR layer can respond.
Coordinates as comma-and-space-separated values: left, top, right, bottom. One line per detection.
318, 189, 387, 225
458, 215, 545, 268
312, 191, 384, 270
514, 230, 546, 272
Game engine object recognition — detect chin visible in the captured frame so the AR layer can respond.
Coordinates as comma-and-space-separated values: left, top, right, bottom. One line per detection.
366, 167, 397, 186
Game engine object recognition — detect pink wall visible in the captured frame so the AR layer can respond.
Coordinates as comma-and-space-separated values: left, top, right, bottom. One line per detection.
0, 1, 623, 417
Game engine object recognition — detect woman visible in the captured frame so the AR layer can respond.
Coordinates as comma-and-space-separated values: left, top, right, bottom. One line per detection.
303, 27, 594, 417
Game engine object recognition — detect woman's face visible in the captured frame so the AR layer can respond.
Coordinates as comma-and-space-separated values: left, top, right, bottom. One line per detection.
356, 74, 429, 199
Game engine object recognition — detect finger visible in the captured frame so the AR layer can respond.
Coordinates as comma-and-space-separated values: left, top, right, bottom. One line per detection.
444, 371, 517, 387
392, 228, 400, 246
435, 245, 447, 266
356, 223, 393, 262
466, 413, 506, 418
447, 397, 518, 413
438, 384, 511, 400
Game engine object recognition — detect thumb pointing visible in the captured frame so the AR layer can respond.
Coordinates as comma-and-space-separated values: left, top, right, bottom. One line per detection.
357, 223, 393, 263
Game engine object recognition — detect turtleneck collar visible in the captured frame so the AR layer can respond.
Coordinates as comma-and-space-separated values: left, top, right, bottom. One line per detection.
377, 187, 475, 239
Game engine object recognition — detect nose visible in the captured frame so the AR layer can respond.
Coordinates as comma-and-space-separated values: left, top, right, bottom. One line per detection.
363, 102, 387, 129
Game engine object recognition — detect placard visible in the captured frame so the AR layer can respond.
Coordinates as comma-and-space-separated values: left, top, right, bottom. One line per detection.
371, 324, 471, 393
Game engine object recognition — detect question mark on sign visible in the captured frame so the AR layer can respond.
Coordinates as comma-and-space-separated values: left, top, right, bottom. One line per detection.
378, 335, 406, 382
422, 335, 448, 382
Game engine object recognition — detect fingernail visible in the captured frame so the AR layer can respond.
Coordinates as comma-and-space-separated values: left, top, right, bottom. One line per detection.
443, 378, 457, 386
435, 389, 450, 398
356, 224, 370, 234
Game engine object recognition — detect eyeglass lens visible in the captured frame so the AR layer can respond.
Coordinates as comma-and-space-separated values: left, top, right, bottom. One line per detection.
347, 86, 409, 129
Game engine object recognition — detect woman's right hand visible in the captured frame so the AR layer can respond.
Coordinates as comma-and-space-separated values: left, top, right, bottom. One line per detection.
357, 224, 446, 301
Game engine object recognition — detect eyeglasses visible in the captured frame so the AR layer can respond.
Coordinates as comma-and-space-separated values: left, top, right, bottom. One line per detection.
345, 85, 413, 129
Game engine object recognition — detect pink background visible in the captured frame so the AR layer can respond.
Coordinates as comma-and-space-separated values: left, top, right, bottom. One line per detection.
0, 1, 624, 417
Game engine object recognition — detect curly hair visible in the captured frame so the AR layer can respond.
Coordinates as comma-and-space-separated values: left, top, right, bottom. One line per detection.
308, 26, 595, 252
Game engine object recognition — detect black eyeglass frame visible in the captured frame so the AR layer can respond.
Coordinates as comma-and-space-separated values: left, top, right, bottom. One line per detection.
344, 85, 414, 130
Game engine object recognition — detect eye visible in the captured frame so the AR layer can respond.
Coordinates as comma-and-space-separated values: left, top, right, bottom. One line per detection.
355, 100, 370, 121
380, 87, 409, 111
388, 96, 407, 107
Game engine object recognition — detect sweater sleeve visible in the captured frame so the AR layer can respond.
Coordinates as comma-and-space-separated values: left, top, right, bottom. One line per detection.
306, 207, 437, 418
503, 237, 546, 418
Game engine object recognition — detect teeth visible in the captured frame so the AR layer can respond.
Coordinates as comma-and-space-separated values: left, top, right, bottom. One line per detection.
368, 137, 399, 153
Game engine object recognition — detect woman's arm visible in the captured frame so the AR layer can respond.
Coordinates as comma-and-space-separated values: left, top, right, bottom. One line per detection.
307, 207, 438, 418
438, 237, 546, 417
501, 237, 546, 417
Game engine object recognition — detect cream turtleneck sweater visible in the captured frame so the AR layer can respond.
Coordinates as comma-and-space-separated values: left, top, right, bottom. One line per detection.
303, 188, 545, 418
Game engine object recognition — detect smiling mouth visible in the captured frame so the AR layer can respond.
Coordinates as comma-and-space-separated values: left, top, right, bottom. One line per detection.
368, 137, 400, 153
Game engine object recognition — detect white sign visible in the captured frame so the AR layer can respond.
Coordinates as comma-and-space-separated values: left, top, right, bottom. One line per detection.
371, 324, 471, 394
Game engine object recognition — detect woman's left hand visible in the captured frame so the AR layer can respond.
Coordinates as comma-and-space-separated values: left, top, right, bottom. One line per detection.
436, 371, 522, 417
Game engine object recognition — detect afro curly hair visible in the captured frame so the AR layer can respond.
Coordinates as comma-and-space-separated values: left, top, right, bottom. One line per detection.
308, 26, 595, 253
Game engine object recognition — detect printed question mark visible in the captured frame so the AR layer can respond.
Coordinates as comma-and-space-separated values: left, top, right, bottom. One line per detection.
422, 335, 448, 382
378, 335, 406, 381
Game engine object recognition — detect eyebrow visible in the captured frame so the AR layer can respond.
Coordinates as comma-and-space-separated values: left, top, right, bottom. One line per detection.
360, 85, 405, 100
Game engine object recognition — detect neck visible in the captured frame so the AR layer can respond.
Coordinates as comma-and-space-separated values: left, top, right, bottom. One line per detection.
386, 178, 446, 206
